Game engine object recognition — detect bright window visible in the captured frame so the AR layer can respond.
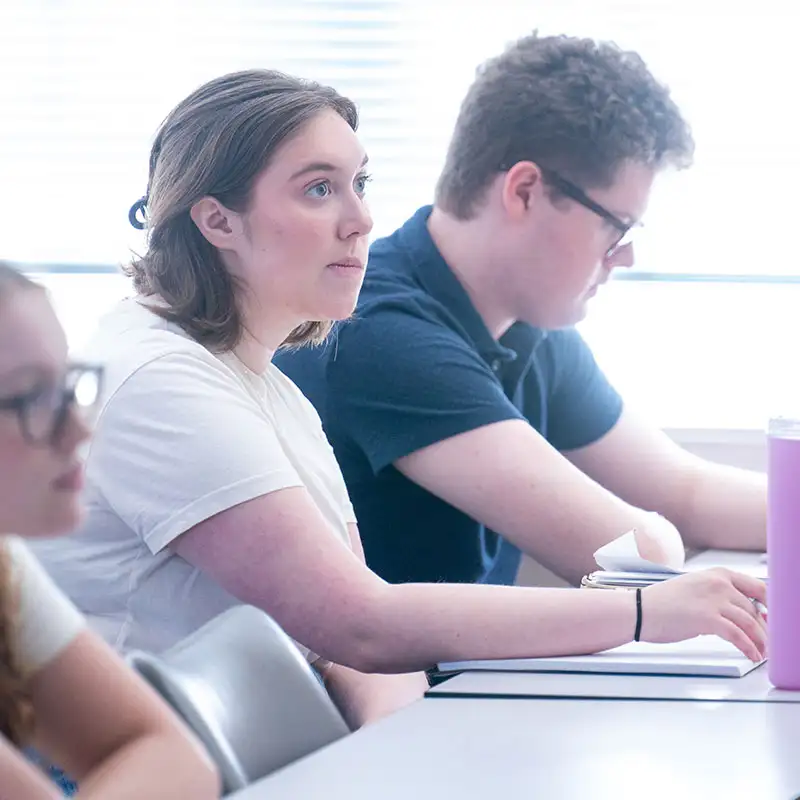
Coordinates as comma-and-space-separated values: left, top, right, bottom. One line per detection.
2, 1, 796, 429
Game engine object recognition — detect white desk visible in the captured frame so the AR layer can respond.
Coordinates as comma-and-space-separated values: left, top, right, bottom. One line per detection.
684, 548, 767, 577
428, 662, 800, 703
230, 696, 800, 799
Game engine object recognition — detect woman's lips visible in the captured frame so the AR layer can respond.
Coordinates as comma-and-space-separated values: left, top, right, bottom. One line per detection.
53, 463, 84, 492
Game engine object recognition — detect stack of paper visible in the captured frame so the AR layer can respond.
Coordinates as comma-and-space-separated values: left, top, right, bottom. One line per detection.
582, 570, 676, 588
584, 530, 767, 588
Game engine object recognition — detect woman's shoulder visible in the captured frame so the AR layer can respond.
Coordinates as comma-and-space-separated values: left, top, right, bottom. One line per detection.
83, 299, 242, 408
84, 298, 214, 370
4, 534, 42, 583
267, 361, 325, 418
1, 536, 86, 674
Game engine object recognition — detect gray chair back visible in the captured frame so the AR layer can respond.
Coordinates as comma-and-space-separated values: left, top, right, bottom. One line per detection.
127, 605, 350, 796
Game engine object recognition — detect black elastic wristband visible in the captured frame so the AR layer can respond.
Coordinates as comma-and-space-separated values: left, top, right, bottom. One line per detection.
634, 587, 643, 642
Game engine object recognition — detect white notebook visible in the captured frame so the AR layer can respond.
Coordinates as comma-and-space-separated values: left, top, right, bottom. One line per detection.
437, 635, 764, 678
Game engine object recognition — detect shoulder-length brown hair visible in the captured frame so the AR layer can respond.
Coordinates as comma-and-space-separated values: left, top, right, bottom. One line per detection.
125, 70, 359, 351
0, 263, 38, 745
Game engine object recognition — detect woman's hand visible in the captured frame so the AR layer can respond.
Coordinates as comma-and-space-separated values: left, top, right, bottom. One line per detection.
641, 568, 767, 662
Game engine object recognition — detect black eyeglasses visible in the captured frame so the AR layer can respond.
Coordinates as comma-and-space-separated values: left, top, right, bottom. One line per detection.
539, 167, 639, 257
0, 363, 104, 446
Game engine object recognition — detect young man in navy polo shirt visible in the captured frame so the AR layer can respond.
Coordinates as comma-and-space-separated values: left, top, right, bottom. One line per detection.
275, 32, 766, 587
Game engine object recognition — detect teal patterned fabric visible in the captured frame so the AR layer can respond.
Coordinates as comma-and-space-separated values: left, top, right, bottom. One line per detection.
24, 748, 78, 796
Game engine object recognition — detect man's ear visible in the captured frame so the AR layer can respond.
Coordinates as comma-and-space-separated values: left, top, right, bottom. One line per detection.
189, 196, 244, 249
501, 161, 545, 220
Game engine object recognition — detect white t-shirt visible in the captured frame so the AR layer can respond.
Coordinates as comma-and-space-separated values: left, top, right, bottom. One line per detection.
2, 535, 85, 674
29, 299, 356, 659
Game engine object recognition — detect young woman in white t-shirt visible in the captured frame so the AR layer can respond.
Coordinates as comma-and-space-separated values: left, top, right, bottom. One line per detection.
0, 264, 220, 798
31, 71, 766, 728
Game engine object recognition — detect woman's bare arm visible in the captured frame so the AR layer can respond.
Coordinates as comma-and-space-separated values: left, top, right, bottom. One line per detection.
173, 486, 767, 673
0, 734, 59, 800
29, 630, 220, 799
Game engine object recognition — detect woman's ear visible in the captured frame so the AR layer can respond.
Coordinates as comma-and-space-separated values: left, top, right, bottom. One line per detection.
189, 197, 244, 249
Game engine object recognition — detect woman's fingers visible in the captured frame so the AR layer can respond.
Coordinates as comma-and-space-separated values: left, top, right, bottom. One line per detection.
719, 604, 767, 662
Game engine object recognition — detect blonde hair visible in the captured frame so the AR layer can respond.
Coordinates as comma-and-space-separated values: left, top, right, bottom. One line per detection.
0, 263, 39, 744
0, 542, 33, 745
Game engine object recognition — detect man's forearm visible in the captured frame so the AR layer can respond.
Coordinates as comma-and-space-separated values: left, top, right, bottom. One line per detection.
680, 462, 766, 551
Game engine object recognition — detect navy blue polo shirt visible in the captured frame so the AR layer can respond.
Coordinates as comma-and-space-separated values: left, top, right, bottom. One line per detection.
274, 206, 623, 586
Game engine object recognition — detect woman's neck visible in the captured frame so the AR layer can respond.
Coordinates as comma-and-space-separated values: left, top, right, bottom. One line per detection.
233, 330, 275, 374
233, 292, 302, 373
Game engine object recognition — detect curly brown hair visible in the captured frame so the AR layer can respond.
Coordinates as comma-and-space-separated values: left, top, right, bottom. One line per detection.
436, 31, 694, 219
0, 263, 39, 745
124, 69, 360, 353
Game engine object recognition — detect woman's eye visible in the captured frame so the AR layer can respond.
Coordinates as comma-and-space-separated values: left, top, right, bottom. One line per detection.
306, 181, 331, 199
28, 384, 60, 412
354, 174, 372, 195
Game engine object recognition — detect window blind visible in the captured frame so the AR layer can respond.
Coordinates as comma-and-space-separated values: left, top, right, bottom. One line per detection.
1, 0, 798, 277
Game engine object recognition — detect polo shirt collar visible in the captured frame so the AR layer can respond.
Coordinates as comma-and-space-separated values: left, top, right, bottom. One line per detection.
397, 205, 546, 367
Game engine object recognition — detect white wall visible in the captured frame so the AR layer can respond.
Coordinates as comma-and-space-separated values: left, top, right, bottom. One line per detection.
666, 428, 766, 473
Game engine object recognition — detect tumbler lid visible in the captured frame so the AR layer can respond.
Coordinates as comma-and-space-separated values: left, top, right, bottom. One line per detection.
768, 417, 800, 439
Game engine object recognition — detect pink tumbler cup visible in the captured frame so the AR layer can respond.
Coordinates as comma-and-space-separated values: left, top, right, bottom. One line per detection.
767, 417, 800, 689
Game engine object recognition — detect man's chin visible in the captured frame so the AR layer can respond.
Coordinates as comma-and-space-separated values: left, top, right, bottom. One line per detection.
570, 294, 595, 323
519, 296, 589, 330
549, 304, 589, 330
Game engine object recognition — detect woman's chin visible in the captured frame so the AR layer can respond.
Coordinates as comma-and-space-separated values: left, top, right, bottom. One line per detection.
22, 501, 84, 539
317, 298, 360, 322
